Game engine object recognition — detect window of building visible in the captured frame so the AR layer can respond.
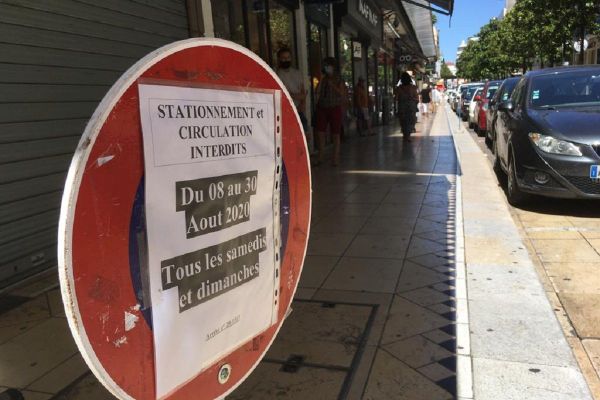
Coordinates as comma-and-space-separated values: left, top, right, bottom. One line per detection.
212, 0, 246, 46
339, 33, 354, 101
307, 22, 329, 114
367, 47, 378, 114
269, 0, 296, 67
247, 0, 270, 62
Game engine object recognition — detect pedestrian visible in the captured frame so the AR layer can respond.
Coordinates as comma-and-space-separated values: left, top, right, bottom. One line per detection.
420, 83, 432, 116
396, 72, 419, 142
315, 57, 346, 166
431, 86, 441, 113
354, 77, 373, 136
276, 47, 311, 148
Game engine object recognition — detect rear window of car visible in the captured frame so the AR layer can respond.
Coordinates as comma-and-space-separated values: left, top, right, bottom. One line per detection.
530, 70, 600, 108
486, 86, 499, 99
499, 79, 519, 101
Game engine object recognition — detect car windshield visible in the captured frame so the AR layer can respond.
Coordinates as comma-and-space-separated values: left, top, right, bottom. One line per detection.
530, 70, 600, 108
466, 86, 482, 100
486, 86, 499, 99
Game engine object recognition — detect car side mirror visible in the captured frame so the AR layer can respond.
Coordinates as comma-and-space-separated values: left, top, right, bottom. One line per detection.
498, 100, 514, 112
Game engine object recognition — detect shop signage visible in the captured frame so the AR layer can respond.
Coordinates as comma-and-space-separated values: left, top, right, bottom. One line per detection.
58, 38, 311, 400
357, 0, 378, 28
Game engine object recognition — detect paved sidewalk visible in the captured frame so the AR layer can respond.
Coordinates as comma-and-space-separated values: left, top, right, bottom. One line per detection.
448, 106, 593, 400
0, 105, 592, 399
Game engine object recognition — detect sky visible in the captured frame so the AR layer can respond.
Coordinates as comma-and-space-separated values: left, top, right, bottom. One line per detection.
435, 0, 506, 63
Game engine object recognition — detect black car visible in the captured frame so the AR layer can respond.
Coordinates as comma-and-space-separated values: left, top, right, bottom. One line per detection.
493, 66, 600, 205
487, 77, 520, 144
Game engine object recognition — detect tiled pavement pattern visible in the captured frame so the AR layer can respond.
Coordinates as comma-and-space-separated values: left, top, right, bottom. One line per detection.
458, 106, 600, 399
233, 112, 460, 399
0, 273, 86, 400
450, 108, 592, 400
0, 112, 461, 399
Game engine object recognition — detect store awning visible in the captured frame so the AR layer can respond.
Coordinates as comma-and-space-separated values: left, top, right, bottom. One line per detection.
401, 0, 437, 59
402, 0, 454, 15
429, 0, 453, 14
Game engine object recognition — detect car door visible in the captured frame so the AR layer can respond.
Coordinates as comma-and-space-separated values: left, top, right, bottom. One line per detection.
487, 87, 500, 132
496, 79, 523, 168
504, 78, 527, 161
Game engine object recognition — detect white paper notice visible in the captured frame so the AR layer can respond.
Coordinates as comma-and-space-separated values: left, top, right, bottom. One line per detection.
138, 83, 281, 399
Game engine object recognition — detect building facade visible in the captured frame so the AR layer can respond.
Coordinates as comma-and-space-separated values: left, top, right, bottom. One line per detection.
0, 0, 447, 287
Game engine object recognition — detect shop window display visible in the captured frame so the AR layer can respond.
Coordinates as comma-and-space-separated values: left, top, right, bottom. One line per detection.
212, 0, 246, 46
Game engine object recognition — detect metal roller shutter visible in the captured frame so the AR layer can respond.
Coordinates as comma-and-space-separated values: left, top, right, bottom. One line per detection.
0, 0, 189, 287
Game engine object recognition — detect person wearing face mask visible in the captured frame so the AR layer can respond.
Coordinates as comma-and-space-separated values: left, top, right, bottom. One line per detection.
276, 48, 309, 141
314, 57, 347, 166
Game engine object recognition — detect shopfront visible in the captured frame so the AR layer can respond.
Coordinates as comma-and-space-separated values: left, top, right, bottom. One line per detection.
334, 0, 383, 124
305, 3, 331, 120
211, 0, 299, 68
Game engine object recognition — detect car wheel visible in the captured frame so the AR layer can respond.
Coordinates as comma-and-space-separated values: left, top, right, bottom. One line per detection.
507, 155, 529, 206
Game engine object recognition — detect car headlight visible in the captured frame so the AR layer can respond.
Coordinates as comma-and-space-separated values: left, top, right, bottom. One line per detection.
529, 133, 582, 156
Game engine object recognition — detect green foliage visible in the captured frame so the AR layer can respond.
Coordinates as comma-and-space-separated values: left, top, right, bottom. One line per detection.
456, 0, 600, 80
440, 62, 455, 79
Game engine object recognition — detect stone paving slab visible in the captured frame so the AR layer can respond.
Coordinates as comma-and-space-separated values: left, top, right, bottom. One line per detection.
447, 107, 593, 400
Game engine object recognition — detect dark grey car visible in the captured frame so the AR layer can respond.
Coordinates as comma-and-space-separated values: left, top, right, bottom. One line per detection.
494, 66, 600, 205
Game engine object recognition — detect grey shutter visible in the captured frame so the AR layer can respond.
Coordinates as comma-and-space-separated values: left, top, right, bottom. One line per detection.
0, 0, 189, 287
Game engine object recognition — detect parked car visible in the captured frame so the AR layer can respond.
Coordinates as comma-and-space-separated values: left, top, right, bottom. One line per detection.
468, 87, 483, 127
456, 83, 478, 115
475, 80, 502, 135
461, 84, 483, 121
493, 66, 600, 205
446, 90, 458, 109
487, 77, 520, 145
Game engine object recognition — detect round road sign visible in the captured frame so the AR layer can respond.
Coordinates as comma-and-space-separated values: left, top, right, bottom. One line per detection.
58, 38, 311, 400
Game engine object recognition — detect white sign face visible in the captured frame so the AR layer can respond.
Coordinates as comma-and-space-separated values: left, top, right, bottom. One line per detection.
138, 83, 281, 399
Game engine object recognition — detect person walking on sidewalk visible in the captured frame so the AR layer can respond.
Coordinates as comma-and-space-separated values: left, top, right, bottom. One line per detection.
431, 86, 441, 114
315, 57, 346, 166
354, 77, 373, 136
420, 83, 432, 116
396, 72, 419, 142
276, 47, 311, 149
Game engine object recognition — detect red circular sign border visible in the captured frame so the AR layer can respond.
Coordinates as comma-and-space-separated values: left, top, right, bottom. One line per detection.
58, 38, 311, 400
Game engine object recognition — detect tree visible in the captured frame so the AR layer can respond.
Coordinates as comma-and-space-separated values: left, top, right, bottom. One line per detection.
456, 0, 600, 79
440, 63, 454, 79
567, 0, 600, 64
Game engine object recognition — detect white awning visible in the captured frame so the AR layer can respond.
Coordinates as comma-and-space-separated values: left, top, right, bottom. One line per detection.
402, 0, 436, 59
